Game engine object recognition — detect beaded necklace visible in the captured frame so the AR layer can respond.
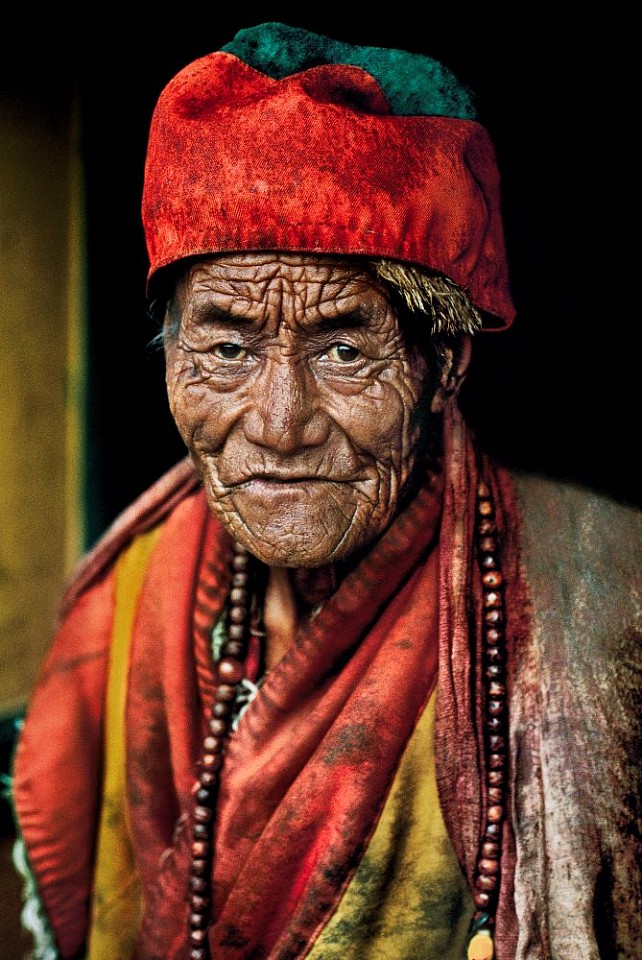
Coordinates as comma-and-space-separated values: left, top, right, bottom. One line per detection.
187, 479, 508, 960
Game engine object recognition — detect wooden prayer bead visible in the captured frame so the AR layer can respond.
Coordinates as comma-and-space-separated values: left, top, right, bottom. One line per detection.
215, 684, 237, 702
483, 591, 501, 608
479, 857, 499, 875
191, 949, 207, 960
477, 874, 498, 891
192, 823, 208, 840
227, 623, 246, 641
488, 681, 506, 697
482, 571, 503, 588
489, 736, 505, 752
473, 890, 491, 909
481, 841, 500, 858
477, 518, 496, 535
222, 640, 245, 658
190, 928, 207, 945
190, 912, 207, 929
479, 536, 496, 553
487, 805, 504, 823
228, 606, 248, 624
209, 718, 228, 737
194, 805, 212, 823
487, 770, 504, 785
229, 587, 248, 605
217, 657, 245, 685
478, 499, 493, 517
192, 858, 208, 876
487, 787, 503, 804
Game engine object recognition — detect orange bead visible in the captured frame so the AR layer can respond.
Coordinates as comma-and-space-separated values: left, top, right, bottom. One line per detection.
467, 931, 494, 960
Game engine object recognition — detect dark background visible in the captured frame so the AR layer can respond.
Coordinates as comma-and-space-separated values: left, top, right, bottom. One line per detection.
3, 11, 637, 544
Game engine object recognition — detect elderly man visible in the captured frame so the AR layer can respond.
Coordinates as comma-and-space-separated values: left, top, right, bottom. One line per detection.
11, 22, 641, 960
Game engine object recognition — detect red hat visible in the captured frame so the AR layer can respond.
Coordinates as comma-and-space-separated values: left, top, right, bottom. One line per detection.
142, 23, 515, 327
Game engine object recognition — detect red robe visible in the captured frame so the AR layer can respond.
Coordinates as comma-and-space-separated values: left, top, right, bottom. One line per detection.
12, 408, 642, 959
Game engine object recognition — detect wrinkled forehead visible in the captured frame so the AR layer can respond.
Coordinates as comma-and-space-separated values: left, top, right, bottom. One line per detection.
173, 252, 393, 325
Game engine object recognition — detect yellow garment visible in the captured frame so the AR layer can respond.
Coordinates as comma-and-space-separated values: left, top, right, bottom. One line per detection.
307, 690, 475, 960
86, 528, 161, 960
86, 530, 472, 959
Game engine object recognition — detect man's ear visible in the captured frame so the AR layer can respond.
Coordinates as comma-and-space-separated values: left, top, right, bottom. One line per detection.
430, 335, 473, 413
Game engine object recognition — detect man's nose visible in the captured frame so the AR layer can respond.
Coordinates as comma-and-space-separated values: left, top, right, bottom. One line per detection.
242, 355, 329, 453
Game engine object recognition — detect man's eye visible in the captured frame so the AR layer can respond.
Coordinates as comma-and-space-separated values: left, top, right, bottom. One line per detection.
327, 343, 360, 363
213, 343, 246, 360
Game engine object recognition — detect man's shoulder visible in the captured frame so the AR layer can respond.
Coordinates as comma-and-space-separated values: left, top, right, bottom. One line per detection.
508, 466, 642, 659
59, 456, 202, 620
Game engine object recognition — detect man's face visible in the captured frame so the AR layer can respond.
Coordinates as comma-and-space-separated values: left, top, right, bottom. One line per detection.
165, 253, 440, 568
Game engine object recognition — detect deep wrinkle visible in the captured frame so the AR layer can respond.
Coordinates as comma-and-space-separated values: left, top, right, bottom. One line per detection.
165, 252, 466, 569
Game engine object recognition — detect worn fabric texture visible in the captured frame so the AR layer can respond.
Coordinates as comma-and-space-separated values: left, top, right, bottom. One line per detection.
11, 407, 642, 959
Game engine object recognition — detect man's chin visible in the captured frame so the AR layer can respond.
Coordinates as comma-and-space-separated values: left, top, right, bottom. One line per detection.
214, 494, 380, 569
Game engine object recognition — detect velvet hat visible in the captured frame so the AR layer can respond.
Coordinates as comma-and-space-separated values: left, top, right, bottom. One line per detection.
142, 22, 515, 327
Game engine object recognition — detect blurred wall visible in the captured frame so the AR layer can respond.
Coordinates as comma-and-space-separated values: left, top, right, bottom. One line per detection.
0, 87, 84, 719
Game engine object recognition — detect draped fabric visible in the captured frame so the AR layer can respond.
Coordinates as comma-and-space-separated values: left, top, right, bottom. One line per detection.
12, 405, 642, 959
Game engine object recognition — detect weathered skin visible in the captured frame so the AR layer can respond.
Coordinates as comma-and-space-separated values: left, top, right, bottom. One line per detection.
165, 253, 469, 576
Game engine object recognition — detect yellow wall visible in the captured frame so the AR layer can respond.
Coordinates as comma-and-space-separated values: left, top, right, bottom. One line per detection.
0, 89, 84, 716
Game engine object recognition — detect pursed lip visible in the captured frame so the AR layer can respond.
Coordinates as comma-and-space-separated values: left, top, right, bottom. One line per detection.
231, 473, 341, 487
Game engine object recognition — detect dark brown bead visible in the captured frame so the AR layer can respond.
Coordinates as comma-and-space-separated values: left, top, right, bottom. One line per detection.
486, 717, 502, 732
479, 536, 496, 553
477, 873, 498, 891
201, 753, 222, 771
489, 736, 505, 752
190, 894, 210, 912
231, 571, 248, 588
229, 587, 248, 605
485, 628, 501, 645
209, 718, 228, 737
489, 753, 505, 769
190, 928, 207, 945
484, 609, 503, 624
473, 890, 491, 909
199, 769, 217, 787
484, 591, 501, 608
191, 950, 207, 960
227, 623, 246, 642
478, 518, 496, 536
192, 841, 208, 858
203, 736, 223, 753
488, 787, 503, 804
481, 841, 500, 858
488, 699, 504, 716
192, 823, 208, 840
489, 681, 506, 697
482, 570, 504, 588
190, 876, 207, 893
213, 701, 231, 718
190, 912, 207, 929
232, 549, 249, 570
222, 640, 245, 659
486, 647, 503, 663
192, 858, 208, 876
195, 786, 214, 804
487, 805, 504, 823
228, 606, 248, 625
478, 857, 499, 875
488, 769, 504, 785
477, 482, 491, 499
216, 684, 237, 703
217, 657, 244, 685
478, 499, 493, 517
194, 805, 213, 823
